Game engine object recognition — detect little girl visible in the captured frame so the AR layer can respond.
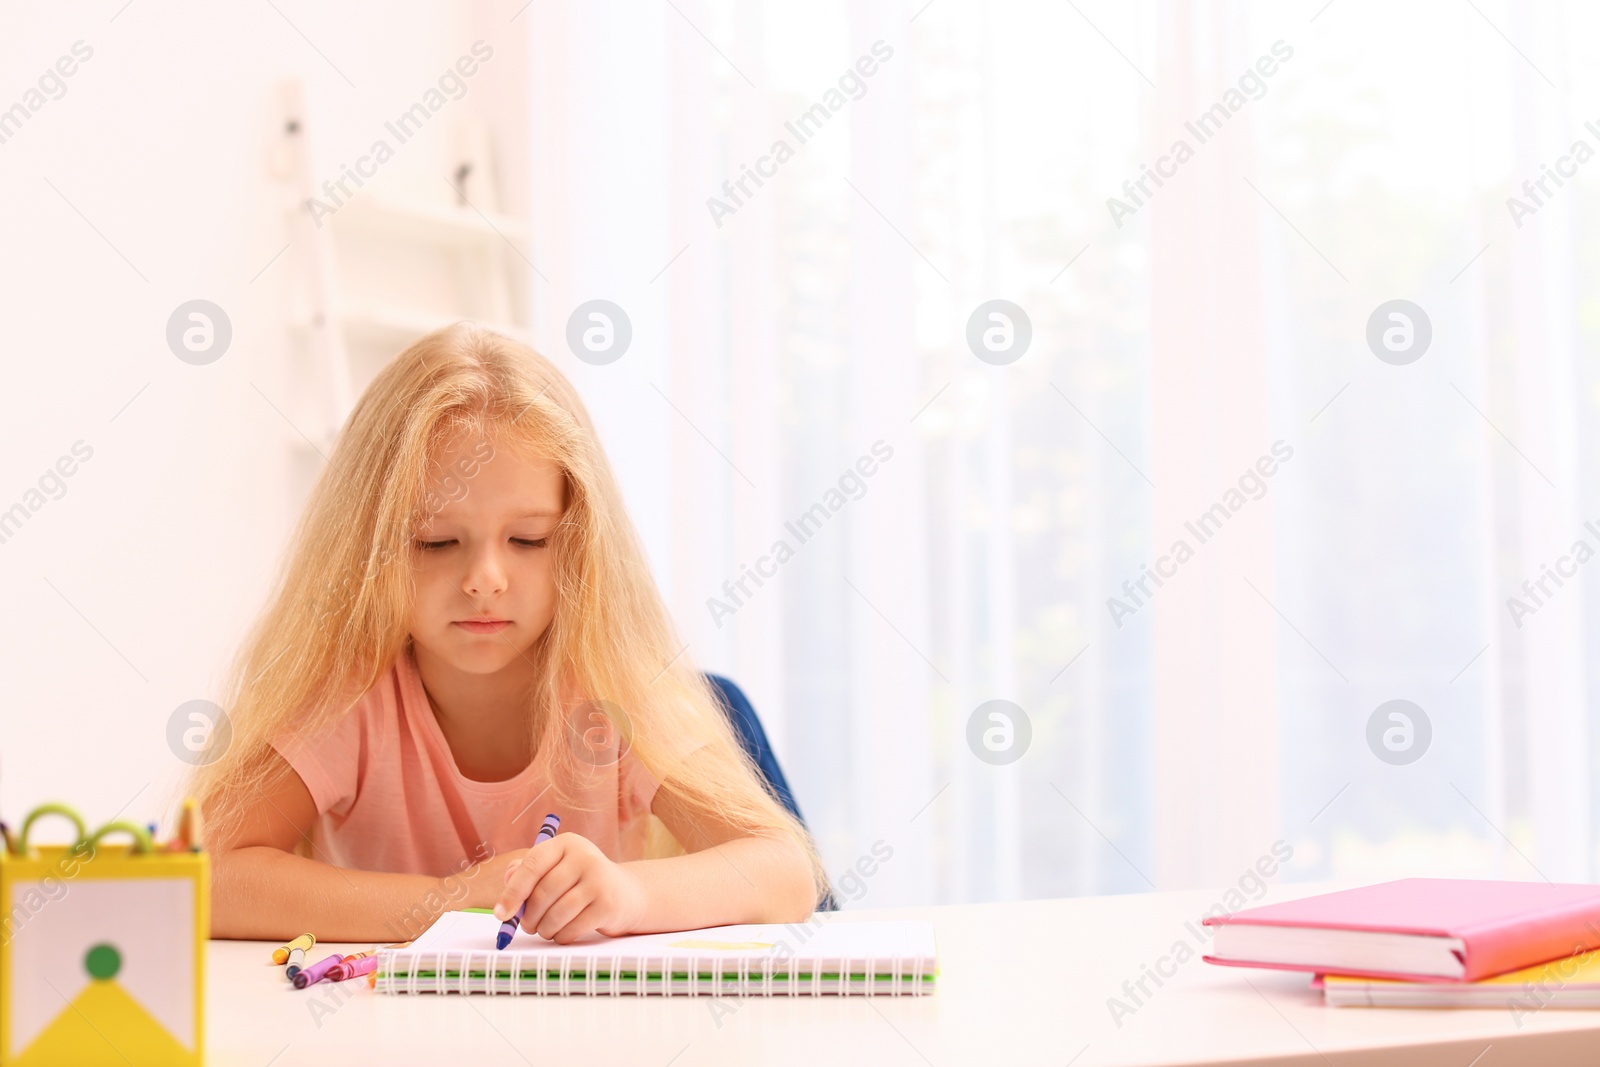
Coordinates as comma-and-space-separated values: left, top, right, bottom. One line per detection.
192, 324, 824, 943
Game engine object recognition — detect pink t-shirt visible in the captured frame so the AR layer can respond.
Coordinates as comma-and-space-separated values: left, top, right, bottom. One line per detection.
270, 645, 664, 877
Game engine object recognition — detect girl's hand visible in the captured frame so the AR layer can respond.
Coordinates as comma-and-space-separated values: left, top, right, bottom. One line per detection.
492, 833, 647, 944
461, 846, 530, 910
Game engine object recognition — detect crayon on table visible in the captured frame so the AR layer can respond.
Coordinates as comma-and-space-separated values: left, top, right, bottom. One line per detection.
273, 932, 313, 964
293, 952, 345, 989
496, 814, 561, 950
283, 945, 308, 979
327, 949, 375, 979
329, 954, 379, 982
275, 933, 315, 978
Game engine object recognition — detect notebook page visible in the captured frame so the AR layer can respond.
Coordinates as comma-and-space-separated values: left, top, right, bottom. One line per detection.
400, 910, 937, 967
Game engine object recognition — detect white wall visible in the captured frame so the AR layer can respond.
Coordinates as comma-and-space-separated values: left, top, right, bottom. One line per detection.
0, 1, 520, 837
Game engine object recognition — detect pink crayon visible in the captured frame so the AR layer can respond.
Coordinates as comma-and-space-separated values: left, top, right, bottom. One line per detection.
328, 954, 379, 982
292, 952, 344, 989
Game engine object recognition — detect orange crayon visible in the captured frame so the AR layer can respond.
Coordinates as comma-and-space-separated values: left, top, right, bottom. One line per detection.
164, 799, 202, 852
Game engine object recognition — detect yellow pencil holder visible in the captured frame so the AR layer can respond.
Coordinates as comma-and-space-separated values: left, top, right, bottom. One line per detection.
0, 804, 207, 1066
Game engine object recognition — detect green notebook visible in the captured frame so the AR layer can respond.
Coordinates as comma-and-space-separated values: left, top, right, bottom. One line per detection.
375, 910, 938, 996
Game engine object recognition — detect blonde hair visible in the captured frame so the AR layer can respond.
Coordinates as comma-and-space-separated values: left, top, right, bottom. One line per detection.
187, 323, 826, 896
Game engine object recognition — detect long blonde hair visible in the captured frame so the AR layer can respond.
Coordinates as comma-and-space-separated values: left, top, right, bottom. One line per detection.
187, 323, 825, 894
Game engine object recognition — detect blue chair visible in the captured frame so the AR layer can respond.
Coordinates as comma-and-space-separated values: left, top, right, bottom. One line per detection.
704, 673, 837, 911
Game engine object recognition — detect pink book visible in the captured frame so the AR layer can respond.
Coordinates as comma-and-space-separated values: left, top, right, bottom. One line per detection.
1202, 879, 1600, 982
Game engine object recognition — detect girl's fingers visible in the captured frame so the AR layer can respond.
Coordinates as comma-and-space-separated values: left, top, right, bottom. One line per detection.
493, 841, 566, 920
504, 859, 523, 881
550, 902, 603, 945
494, 869, 536, 920
518, 859, 582, 935
534, 885, 594, 941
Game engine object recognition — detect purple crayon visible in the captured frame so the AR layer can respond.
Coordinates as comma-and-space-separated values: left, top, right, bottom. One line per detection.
293, 952, 344, 989
496, 814, 560, 950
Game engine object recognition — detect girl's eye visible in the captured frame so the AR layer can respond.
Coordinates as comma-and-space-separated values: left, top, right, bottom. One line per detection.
414, 537, 546, 550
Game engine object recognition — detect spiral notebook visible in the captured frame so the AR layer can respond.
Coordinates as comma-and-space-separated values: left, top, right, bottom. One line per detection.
374, 910, 938, 996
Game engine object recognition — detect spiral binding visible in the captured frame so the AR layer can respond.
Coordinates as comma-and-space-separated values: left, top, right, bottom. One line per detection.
376, 945, 934, 996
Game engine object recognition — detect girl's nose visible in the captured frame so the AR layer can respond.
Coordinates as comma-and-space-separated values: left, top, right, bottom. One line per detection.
464, 543, 508, 596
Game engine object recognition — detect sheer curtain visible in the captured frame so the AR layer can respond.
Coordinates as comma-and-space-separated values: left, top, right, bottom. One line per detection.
521, 0, 1600, 907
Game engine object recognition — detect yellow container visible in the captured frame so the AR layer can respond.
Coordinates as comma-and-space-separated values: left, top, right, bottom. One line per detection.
0, 807, 207, 1066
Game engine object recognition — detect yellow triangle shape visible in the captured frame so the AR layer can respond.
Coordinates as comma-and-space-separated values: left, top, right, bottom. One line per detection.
13, 978, 194, 1067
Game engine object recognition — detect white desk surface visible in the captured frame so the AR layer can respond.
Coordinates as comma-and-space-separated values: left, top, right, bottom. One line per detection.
208, 884, 1600, 1066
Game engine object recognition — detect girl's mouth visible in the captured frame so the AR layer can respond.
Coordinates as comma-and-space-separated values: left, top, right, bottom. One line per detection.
454, 619, 512, 634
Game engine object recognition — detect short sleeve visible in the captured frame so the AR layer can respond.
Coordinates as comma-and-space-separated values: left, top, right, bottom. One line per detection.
618, 748, 662, 817
270, 706, 364, 817
622, 732, 713, 815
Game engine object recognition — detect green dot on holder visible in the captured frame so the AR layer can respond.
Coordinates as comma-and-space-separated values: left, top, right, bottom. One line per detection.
85, 942, 121, 981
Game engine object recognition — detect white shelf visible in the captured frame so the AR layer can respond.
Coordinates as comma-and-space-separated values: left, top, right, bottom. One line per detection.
341, 305, 532, 347
286, 307, 531, 348
333, 194, 529, 248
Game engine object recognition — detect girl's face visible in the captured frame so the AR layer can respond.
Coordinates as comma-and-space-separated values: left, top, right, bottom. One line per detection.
406, 431, 565, 675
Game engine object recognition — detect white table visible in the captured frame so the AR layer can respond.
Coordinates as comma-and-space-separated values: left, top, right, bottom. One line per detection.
207, 885, 1600, 1066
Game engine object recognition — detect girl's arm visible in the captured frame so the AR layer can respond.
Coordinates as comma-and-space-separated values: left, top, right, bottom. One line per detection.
206, 750, 513, 942
624, 767, 819, 929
